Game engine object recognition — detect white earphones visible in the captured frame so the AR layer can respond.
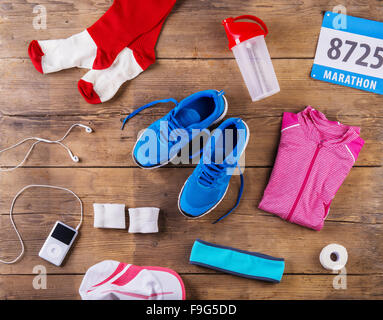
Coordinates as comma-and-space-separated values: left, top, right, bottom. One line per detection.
0, 123, 93, 171
0, 184, 83, 264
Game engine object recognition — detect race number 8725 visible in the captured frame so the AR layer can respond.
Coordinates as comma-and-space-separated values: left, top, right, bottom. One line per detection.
327, 37, 383, 69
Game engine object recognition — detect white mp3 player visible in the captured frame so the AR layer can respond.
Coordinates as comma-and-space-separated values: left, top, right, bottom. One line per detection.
39, 221, 78, 266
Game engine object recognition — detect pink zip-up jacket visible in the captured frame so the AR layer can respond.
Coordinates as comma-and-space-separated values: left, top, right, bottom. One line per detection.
259, 106, 364, 231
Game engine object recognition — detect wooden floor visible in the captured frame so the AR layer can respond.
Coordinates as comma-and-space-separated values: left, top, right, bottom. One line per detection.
1, 0, 383, 300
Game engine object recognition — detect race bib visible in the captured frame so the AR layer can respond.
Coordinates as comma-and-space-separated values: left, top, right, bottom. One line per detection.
311, 12, 383, 95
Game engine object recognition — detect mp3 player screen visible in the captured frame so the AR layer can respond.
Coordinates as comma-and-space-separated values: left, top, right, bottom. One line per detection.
51, 223, 76, 245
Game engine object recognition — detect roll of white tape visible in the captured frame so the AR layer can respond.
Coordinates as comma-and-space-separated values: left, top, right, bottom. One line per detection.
319, 244, 348, 271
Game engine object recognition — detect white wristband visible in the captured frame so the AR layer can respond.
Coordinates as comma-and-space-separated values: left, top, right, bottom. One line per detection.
128, 207, 159, 233
94, 203, 126, 229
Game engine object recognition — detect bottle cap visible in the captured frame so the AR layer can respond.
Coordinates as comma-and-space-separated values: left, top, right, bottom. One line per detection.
222, 15, 268, 50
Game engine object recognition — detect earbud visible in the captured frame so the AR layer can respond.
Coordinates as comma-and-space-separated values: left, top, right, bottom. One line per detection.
66, 149, 80, 163
77, 124, 93, 133
70, 153, 80, 163
0, 123, 92, 172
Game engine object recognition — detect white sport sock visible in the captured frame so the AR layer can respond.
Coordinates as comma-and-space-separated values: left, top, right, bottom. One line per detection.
29, 30, 98, 74
78, 47, 143, 104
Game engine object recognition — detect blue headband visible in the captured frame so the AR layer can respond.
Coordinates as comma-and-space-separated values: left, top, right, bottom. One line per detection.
189, 239, 285, 283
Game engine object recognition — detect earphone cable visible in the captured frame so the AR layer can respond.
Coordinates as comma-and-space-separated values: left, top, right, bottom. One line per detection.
0, 123, 92, 172
0, 184, 83, 264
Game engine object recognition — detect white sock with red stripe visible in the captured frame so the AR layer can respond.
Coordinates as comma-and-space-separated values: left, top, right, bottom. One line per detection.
78, 48, 143, 104
28, 0, 176, 74
28, 31, 97, 74
77, 16, 166, 104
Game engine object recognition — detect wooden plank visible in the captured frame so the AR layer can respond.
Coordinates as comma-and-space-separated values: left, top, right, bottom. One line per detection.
1, 0, 382, 59
1, 59, 383, 117
0, 168, 380, 221
1, 0, 382, 301
0, 168, 382, 275
1, 274, 382, 300
0, 216, 382, 275
0, 114, 380, 167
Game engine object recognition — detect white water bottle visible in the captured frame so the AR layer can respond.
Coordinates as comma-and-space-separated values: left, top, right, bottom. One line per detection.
222, 15, 280, 101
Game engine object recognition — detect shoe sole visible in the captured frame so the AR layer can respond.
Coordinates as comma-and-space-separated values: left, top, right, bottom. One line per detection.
131, 91, 229, 169
177, 119, 251, 220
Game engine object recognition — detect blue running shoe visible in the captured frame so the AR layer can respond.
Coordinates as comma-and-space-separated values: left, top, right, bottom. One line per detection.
178, 118, 249, 223
122, 90, 228, 168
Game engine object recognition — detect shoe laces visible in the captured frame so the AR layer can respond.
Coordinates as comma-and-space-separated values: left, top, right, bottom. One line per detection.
199, 162, 226, 186
121, 98, 190, 145
212, 164, 244, 224
121, 98, 179, 130
197, 134, 245, 224
161, 109, 189, 144
198, 159, 244, 224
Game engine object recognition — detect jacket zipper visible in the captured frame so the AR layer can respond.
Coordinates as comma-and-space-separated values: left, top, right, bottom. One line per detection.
286, 142, 323, 222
